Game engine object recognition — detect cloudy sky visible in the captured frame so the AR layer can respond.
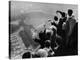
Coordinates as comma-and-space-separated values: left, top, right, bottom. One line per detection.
10, 1, 78, 28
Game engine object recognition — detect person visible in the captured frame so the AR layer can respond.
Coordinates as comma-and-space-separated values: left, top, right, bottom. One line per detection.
65, 9, 76, 48
31, 27, 46, 49
66, 9, 76, 36
38, 30, 46, 48
47, 18, 60, 51
44, 40, 55, 57
56, 10, 67, 49
56, 11, 67, 38
33, 40, 54, 58
51, 27, 57, 51
34, 26, 48, 49
37, 24, 53, 48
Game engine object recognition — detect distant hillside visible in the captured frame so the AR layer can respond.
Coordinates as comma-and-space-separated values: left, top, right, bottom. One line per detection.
19, 21, 39, 49
10, 20, 39, 50
10, 24, 21, 34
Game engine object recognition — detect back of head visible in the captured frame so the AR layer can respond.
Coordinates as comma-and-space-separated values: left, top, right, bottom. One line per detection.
62, 12, 66, 17
36, 49, 48, 57
68, 9, 73, 16
54, 16, 58, 21
22, 52, 31, 58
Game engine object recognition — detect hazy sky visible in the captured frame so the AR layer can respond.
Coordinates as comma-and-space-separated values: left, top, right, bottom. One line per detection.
10, 1, 78, 28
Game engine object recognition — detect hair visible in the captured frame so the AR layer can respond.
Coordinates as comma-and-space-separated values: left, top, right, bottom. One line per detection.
36, 49, 48, 57
54, 16, 58, 21
22, 52, 31, 58
68, 9, 73, 16
62, 12, 66, 17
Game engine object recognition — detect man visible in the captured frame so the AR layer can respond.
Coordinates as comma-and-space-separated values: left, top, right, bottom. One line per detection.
33, 40, 54, 57
56, 11, 67, 49
65, 9, 76, 49
56, 11, 67, 39
44, 40, 55, 56
66, 9, 76, 36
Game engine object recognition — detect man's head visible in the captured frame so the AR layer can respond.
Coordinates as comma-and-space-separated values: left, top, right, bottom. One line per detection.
22, 52, 31, 58
36, 49, 48, 57
68, 9, 73, 16
54, 16, 58, 21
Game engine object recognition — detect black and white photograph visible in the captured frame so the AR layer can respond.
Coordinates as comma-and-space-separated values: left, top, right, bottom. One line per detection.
9, 1, 78, 59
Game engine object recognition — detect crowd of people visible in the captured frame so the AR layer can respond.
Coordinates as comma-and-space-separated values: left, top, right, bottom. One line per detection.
22, 9, 78, 58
